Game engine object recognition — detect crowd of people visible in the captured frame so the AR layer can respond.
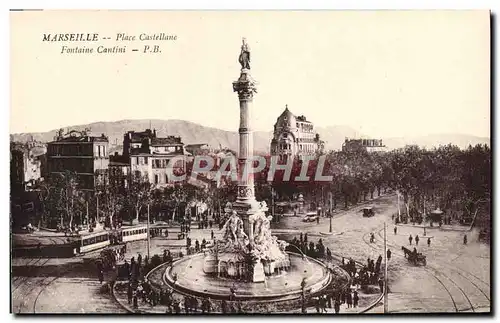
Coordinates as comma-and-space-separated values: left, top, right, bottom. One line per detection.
285, 233, 388, 314
288, 233, 332, 259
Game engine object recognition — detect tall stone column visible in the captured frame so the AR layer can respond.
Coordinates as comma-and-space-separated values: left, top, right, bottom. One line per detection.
232, 68, 260, 236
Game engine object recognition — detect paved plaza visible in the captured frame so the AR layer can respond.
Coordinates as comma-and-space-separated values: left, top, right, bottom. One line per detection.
11, 193, 490, 314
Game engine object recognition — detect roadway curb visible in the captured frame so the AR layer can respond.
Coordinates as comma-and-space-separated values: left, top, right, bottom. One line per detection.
359, 292, 384, 314
111, 281, 136, 313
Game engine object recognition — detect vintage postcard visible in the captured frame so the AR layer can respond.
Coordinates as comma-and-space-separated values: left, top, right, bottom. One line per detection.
10, 10, 491, 314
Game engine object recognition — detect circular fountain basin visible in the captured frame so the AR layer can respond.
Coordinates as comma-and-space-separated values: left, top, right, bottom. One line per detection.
163, 252, 347, 303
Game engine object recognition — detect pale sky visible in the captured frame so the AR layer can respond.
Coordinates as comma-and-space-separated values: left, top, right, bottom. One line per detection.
10, 10, 490, 138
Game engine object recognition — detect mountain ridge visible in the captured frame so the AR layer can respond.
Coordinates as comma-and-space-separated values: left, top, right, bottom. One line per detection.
10, 119, 490, 153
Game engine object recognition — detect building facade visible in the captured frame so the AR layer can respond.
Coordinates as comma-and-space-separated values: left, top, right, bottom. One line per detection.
10, 140, 46, 191
127, 129, 188, 188
46, 130, 109, 191
342, 138, 387, 153
270, 106, 324, 161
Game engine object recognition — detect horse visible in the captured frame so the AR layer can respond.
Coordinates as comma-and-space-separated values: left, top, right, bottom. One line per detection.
401, 246, 412, 258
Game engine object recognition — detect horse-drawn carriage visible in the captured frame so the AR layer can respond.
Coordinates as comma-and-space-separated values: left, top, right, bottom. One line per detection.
402, 246, 426, 266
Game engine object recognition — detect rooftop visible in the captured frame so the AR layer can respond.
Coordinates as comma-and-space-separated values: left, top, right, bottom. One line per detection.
126, 129, 156, 143
49, 130, 108, 144
151, 136, 183, 146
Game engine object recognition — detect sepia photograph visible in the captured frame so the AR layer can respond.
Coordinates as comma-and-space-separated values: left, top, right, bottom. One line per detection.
9, 10, 491, 315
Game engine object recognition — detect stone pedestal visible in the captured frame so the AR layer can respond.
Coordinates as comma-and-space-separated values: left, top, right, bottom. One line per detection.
252, 261, 265, 283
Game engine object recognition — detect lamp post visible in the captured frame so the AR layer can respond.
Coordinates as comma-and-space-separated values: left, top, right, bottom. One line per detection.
384, 222, 388, 313
147, 203, 151, 259
329, 192, 333, 233
329, 211, 333, 234
86, 200, 89, 229
271, 186, 275, 220
96, 191, 102, 226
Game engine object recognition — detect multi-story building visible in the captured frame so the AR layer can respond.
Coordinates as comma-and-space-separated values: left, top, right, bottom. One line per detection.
122, 128, 156, 159
46, 130, 109, 191
270, 105, 324, 162
127, 129, 188, 188
109, 153, 130, 189
342, 138, 387, 153
10, 140, 46, 191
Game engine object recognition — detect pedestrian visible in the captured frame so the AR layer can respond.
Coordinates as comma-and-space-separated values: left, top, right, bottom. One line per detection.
427, 238, 431, 247
127, 283, 132, 304
322, 295, 328, 313
415, 235, 419, 246
316, 216, 320, 224
387, 249, 392, 261
132, 291, 138, 309
315, 297, 321, 313
353, 290, 359, 308
463, 234, 467, 245
184, 296, 190, 314
334, 298, 340, 314
346, 291, 352, 308
173, 300, 181, 314
378, 277, 384, 293
423, 227, 426, 236
201, 298, 208, 314
221, 300, 228, 314
394, 226, 397, 235
370, 233, 375, 243
409, 234, 413, 245
206, 298, 212, 313
211, 230, 215, 240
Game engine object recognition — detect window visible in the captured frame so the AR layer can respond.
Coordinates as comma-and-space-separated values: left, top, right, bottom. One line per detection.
145, 157, 148, 165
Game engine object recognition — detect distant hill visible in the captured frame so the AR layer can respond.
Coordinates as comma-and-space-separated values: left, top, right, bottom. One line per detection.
383, 134, 490, 150
10, 119, 490, 153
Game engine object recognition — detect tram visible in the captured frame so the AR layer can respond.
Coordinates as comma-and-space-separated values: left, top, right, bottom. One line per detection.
75, 225, 148, 255
76, 230, 111, 254
120, 225, 148, 243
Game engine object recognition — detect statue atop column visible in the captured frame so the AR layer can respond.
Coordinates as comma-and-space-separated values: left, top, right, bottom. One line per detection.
238, 38, 251, 70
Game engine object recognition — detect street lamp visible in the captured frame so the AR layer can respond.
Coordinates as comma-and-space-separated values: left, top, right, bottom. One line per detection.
329, 210, 332, 233
95, 190, 103, 227
329, 192, 333, 233
147, 203, 151, 259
